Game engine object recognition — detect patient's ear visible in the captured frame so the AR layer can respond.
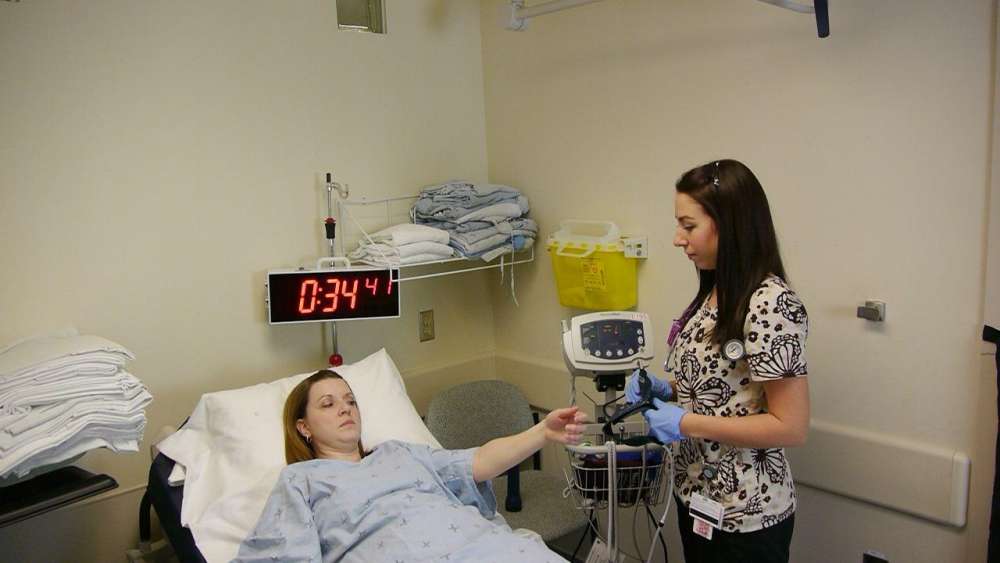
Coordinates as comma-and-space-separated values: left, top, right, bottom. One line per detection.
296, 419, 310, 440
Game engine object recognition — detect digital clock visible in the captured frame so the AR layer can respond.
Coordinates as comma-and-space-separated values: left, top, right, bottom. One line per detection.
267, 268, 400, 324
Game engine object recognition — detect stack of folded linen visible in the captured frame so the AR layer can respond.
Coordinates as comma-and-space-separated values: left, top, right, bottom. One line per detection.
411, 181, 537, 261
0, 329, 151, 483
348, 223, 454, 267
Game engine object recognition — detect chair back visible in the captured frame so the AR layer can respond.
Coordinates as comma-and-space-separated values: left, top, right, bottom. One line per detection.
425, 380, 535, 449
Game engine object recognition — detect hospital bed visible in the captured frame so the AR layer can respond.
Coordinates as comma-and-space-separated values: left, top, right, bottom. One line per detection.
141, 451, 205, 563
137, 349, 583, 562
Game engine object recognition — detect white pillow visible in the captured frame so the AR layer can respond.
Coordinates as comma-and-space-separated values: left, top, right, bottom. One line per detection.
336, 348, 441, 451
156, 348, 439, 563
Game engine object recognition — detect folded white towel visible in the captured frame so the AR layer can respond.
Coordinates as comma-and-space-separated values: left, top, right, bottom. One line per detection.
366, 224, 449, 246
0, 394, 150, 474
2, 421, 146, 478
353, 252, 456, 267
0, 361, 120, 395
350, 237, 455, 267
353, 241, 455, 260
398, 253, 455, 264
0, 331, 133, 378
1, 386, 151, 449
0, 371, 146, 419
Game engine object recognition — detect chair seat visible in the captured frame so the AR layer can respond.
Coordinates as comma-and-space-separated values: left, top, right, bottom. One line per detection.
493, 470, 590, 542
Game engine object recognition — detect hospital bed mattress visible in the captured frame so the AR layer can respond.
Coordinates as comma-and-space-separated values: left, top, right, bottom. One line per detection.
145, 452, 206, 563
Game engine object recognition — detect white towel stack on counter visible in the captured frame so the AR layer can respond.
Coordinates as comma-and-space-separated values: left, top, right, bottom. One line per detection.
0, 329, 151, 483
348, 223, 454, 267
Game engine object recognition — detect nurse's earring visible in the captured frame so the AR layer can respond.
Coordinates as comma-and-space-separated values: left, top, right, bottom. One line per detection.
305, 434, 313, 444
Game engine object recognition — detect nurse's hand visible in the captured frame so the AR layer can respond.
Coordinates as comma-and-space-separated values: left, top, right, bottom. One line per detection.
625, 369, 672, 404
643, 398, 686, 443
542, 406, 588, 445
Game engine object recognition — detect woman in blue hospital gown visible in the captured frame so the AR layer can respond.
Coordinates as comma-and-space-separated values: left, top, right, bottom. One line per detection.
232, 369, 587, 563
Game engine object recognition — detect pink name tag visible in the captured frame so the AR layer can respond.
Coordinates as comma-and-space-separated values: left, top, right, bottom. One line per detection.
692, 517, 714, 540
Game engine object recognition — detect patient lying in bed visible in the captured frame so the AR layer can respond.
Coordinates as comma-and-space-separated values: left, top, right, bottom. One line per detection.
232, 369, 586, 563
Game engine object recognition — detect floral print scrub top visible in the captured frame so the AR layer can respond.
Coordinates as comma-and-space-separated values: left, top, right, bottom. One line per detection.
668, 275, 808, 533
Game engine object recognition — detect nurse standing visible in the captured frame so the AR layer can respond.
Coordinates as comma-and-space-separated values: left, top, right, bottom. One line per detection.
626, 159, 809, 563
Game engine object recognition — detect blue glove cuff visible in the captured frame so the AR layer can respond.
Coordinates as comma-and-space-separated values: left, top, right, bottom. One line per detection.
643, 399, 686, 443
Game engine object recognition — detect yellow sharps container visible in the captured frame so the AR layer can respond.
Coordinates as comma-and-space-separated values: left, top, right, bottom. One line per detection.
546, 220, 638, 310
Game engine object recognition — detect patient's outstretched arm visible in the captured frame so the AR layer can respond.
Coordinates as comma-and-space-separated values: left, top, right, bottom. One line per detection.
471, 406, 586, 482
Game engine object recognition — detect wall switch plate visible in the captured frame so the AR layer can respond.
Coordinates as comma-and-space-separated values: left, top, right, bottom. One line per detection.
623, 237, 648, 259
419, 309, 435, 342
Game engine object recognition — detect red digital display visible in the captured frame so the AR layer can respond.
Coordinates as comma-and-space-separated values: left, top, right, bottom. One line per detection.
268, 268, 399, 324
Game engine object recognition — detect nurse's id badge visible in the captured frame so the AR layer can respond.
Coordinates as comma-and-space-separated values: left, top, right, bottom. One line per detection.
692, 516, 714, 540
689, 492, 725, 529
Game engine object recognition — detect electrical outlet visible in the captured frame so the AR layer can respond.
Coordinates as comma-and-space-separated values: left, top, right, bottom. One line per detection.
862, 550, 888, 563
419, 309, 435, 342
623, 237, 648, 259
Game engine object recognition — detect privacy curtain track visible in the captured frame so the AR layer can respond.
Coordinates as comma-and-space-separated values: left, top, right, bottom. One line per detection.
506, 0, 830, 38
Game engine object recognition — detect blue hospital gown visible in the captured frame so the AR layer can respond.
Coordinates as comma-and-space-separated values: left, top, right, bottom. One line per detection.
232, 440, 566, 563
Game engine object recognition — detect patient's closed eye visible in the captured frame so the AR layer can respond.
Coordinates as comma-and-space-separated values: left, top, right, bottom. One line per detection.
320, 397, 356, 409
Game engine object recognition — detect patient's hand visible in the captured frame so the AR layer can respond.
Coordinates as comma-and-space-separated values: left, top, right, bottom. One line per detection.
473, 406, 589, 481
542, 406, 588, 445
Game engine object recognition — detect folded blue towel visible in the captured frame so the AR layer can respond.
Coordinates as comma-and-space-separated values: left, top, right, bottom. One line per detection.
412, 181, 527, 222
419, 217, 537, 235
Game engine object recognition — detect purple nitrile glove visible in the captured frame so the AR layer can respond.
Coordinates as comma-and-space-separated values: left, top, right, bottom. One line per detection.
625, 369, 672, 404
643, 398, 686, 443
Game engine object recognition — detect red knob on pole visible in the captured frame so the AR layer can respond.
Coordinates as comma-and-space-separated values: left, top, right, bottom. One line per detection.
329, 353, 344, 367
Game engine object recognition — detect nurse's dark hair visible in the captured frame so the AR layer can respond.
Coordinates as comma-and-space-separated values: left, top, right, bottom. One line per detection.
675, 159, 787, 346
283, 369, 363, 464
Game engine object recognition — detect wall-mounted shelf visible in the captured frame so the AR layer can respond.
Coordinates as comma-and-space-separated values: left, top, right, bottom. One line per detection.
392, 247, 535, 283
336, 195, 536, 283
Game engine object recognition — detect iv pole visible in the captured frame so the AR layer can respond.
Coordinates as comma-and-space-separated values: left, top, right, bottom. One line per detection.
323, 172, 349, 367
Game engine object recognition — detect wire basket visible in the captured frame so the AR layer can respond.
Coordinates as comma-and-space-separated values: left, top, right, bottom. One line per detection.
564, 428, 669, 510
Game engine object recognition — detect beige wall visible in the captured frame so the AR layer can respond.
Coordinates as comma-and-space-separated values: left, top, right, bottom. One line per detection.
2, 1, 998, 562
482, 0, 995, 561
0, 1, 494, 561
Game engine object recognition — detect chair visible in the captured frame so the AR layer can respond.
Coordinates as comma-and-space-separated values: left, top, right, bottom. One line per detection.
425, 379, 590, 550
